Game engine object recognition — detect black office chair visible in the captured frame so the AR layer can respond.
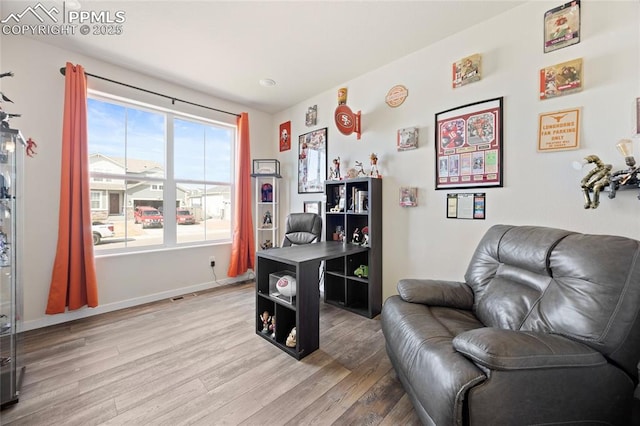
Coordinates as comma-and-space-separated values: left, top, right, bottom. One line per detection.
281, 213, 322, 247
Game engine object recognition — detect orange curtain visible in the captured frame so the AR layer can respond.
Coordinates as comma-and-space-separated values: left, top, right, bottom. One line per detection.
46, 62, 98, 314
227, 112, 255, 277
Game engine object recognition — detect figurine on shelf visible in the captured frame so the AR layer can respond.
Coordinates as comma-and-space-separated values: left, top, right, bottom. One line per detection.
332, 157, 341, 180
260, 240, 273, 250
286, 327, 297, 347
262, 210, 273, 228
352, 228, 361, 244
260, 310, 271, 334
269, 315, 276, 339
355, 161, 366, 177
369, 153, 381, 178
361, 226, 370, 247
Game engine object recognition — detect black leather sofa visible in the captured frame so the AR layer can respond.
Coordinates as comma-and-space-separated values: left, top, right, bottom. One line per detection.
381, 224, 640, 425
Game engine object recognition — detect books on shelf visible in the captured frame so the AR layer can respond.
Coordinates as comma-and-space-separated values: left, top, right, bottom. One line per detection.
355, 190, 368, 213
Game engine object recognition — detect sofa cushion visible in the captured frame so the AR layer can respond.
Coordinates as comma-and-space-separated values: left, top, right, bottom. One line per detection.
522, 232, 640, 379
381, 295, 486, 426
464, 225, 574, 330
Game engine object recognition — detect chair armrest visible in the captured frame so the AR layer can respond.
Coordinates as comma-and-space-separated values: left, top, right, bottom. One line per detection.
397, 278, 474, 309
453, 328, 606, 370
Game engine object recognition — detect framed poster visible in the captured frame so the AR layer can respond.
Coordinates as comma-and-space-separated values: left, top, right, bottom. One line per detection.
298, 127, 327, 194
538, 107, 581, 152
279, 121, 291, 152
539, 58, 583, 100
435, 97, 503, 190
544, 0, 581, 53
303, 201, 321, 215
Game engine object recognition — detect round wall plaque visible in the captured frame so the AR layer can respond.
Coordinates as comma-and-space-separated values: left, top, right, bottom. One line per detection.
385, 85, 409, 108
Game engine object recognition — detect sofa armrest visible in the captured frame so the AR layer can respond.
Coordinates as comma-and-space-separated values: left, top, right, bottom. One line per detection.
397, 278, 474, 309
453, 328, 606, 370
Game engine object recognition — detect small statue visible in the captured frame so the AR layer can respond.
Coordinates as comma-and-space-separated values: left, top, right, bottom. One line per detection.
580, 155, 612, 209
361, 226, 370, 247
262, 210, 272, 227
352, 228, 361, 244
286, 327, 297, 347
354, 161, 366, 177
260, 240, 273, 250
332, 157, 341, 180
269, 315, 276, 339
260, 311, 271, 334
369, 153, 380, 178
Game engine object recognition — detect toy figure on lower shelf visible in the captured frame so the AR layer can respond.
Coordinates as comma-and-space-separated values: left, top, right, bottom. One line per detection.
286, 327, 297, 347
269, 315, 276, 339
260, 311, 271, 334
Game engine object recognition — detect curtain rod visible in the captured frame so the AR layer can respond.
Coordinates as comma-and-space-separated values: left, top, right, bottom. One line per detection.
59, 67, 241, 118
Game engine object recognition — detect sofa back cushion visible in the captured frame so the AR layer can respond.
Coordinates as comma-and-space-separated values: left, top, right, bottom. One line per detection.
465, 224, 640, 379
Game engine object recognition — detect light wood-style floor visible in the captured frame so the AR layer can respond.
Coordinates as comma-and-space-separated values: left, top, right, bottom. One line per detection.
1, 282, 421, 425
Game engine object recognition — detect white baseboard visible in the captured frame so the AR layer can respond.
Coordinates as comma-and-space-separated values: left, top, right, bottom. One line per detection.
22, 275, 253, 332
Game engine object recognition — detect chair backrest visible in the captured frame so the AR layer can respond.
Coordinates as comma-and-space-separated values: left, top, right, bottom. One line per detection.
464, 224, 640, 381
281, 213, 322, 247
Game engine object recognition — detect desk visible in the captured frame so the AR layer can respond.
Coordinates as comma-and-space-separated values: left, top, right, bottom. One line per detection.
256, 241, 369, 359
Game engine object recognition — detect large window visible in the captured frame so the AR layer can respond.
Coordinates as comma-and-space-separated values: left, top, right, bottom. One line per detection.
87, 93, 235, 252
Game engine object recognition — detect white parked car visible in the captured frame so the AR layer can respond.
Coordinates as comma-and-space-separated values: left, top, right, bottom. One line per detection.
92, 222, 115, 245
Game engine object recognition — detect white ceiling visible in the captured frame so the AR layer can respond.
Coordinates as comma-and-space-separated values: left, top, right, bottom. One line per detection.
3, 1, 525, 113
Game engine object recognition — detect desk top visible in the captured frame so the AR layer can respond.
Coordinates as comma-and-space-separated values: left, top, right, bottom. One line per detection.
256, 241, 368, 265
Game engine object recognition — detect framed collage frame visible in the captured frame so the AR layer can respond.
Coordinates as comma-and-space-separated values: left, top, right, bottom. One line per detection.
298, 127, 328, 194
435, 97, 503, 190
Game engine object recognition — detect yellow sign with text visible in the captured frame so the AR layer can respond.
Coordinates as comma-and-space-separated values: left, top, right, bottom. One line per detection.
538, 107, 581, 152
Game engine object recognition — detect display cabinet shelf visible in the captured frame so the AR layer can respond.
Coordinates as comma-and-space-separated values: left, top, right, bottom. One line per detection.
252, 167, 281, 252
0, 128, 25, 410
323, 177, 382, 318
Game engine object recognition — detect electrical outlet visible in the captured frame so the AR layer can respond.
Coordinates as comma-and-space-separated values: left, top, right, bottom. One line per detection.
209, 256, 215, 267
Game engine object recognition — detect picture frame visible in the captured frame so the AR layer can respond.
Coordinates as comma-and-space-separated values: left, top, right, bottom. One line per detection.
305, 105, 317, 127
298, 127, 328, 194
544, 0, 581, 53
446, 193, 486, 219
397, 127, 419, 151
435, 97, 503, 190
303, 201, 321, 215
452, 53, 482, 89
538, 107, 581, 152
539, 58, 583, 100
279, 121, 291, 152
399, 187, 418, 207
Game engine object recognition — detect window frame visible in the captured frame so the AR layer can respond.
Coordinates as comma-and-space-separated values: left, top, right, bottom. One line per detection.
87, 90, 236, 254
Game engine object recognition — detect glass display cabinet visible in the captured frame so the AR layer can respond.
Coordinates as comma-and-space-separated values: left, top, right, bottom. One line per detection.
0, 128, 25, 409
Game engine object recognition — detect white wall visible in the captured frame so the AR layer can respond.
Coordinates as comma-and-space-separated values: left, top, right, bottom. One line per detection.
2, 36, 273, 329
274, 1, 640, 300
2, 1, 639, 329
